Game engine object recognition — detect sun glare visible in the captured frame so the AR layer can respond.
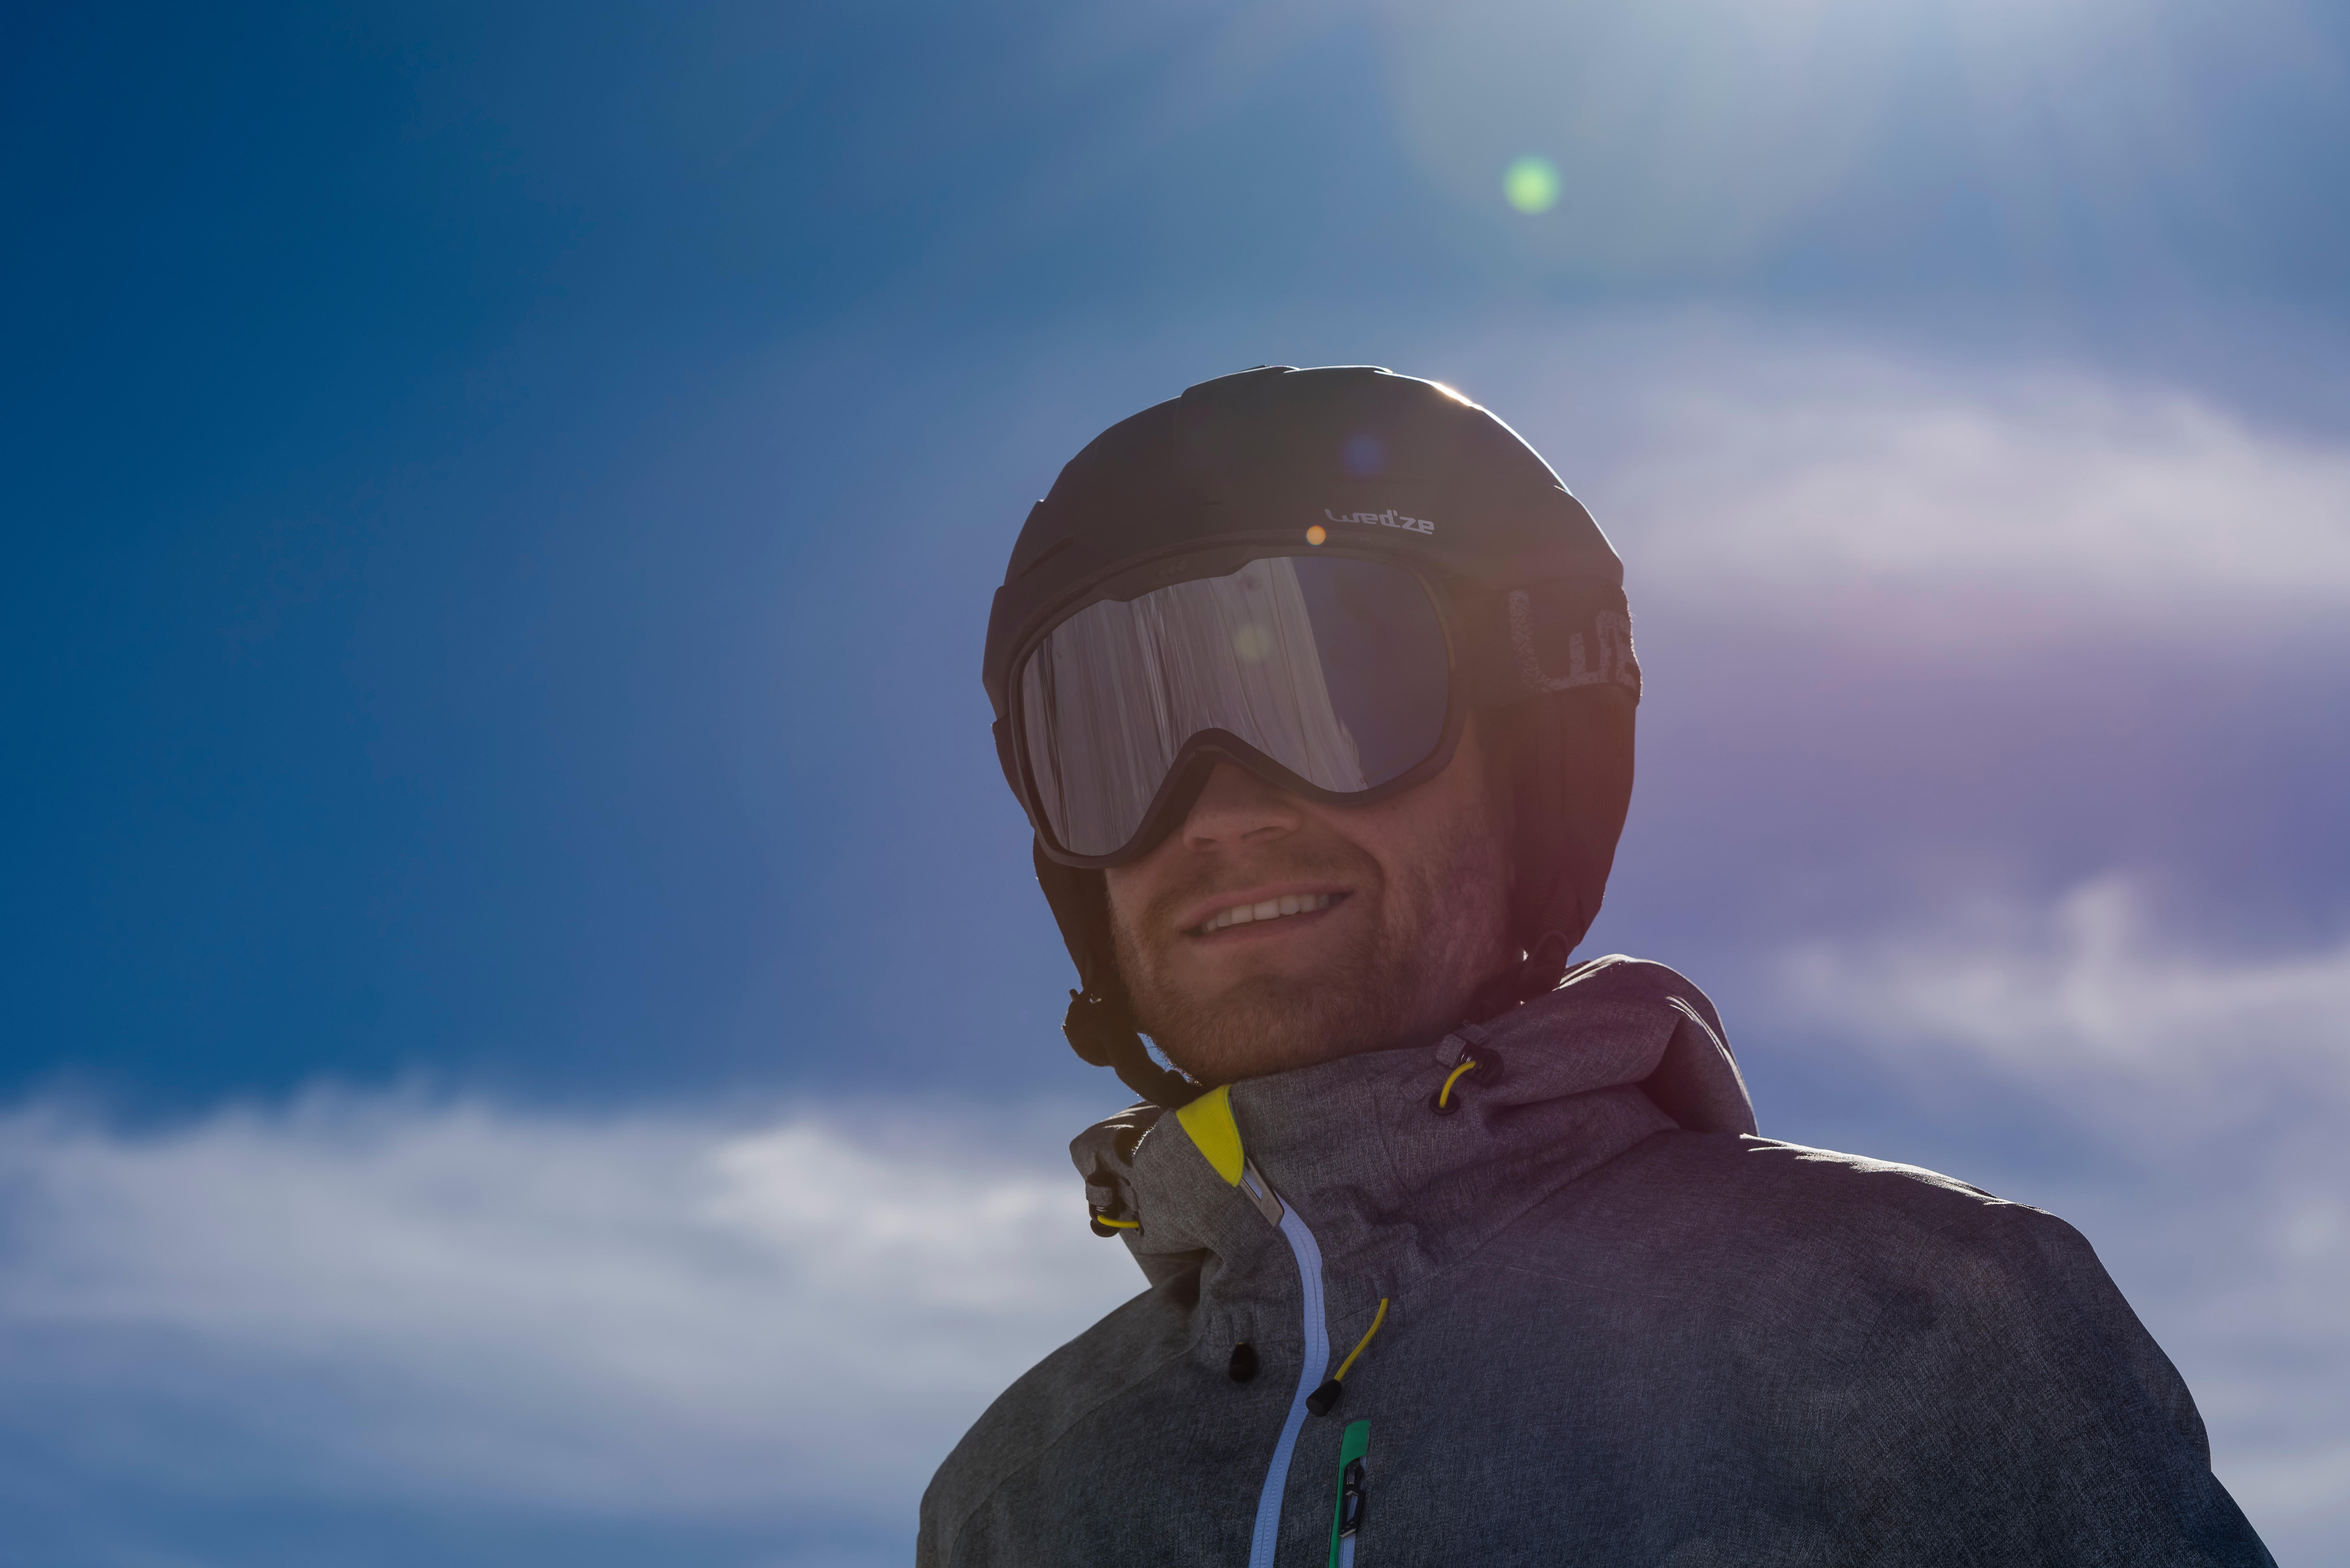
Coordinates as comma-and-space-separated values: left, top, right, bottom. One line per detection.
1504, 155, 1561, 214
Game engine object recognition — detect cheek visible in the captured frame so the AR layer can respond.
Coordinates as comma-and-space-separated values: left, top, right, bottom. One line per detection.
1382, 756, 1497, 863
1382, 769, 1510, 933
1102, 867, 1146, 945
1103, 852, 1188, 965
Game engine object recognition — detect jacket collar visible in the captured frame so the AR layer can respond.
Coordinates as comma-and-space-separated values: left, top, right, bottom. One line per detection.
1069, 957, 1755, 1341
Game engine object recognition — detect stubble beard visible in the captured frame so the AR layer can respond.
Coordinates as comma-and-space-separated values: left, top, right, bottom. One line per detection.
1110, 809, 1514, 1087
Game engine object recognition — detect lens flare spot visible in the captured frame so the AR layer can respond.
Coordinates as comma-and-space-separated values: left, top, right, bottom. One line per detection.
1306, 524, 1327, 546
1504, 156, 1561, 215
1232, 624, 1273, 662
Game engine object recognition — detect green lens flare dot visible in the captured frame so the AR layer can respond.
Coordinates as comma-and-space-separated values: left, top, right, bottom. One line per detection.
1504, 156, 1561, 215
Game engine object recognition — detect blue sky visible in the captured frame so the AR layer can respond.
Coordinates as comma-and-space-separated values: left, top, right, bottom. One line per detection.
4, 2, 2348, 1563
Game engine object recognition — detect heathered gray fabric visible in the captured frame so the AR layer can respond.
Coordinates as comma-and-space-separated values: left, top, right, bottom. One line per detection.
919, 956, 2273, 1566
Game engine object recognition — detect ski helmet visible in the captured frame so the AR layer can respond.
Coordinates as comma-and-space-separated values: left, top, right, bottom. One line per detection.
982, 365, 1640, 1104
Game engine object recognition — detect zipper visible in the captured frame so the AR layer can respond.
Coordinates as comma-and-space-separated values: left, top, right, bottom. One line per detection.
1244, 1158, 1329, 1568
1327, 1419, 1370, 1568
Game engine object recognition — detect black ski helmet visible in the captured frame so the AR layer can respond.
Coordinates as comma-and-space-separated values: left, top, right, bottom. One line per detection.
982, 366, 1640, 1104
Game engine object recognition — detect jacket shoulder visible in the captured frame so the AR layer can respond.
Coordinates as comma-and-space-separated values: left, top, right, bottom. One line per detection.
1489, 1132, 2265, 1559
918, 1278, 1190, 1567
1521, 1132, 2211, 1453
1557, 1131, 2106, 1301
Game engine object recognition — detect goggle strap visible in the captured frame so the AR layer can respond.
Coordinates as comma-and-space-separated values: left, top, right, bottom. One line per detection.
1063, 988, 1204, 1109
1452, 579, 1641, 708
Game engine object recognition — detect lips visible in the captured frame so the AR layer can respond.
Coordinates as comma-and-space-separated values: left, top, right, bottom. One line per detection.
1183, 888, 1347, 938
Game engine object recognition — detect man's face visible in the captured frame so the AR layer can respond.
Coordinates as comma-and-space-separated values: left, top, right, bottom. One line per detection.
1106, 714, 1517, 1086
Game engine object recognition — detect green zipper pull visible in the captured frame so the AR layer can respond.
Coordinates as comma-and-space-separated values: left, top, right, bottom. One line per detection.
1327, 1419, 1370, 1568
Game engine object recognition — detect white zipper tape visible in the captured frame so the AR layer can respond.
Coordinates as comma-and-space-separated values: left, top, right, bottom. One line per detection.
1247, 1188, 1328, 1568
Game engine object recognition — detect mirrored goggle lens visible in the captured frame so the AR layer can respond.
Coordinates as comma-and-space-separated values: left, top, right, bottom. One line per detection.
1018, 555, 1449, 857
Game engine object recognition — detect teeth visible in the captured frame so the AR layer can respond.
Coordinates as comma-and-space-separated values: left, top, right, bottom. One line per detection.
1198, 892, 1334, 934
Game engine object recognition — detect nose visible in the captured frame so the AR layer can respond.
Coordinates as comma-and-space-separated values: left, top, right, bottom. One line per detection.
1179, 762, 1303, 854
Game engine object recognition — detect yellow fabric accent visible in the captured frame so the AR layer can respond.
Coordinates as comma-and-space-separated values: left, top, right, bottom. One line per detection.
1437, 1058, 1479, 1108
1333, 1298, 1389, 1383
1175, 1084, 1246, 1186
1092, 1215, 1138, 1229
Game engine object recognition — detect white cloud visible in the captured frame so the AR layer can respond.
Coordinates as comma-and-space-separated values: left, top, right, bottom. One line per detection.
1618, 365, 2350, 628
1439, 327, 2350, 638
0, 1096, 1139, 1524
1780, 873, 2350, 1127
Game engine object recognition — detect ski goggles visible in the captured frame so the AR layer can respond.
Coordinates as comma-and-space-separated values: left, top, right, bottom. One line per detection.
1007, 552, 1465, 866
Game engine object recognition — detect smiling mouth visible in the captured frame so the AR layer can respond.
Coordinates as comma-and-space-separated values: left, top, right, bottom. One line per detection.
1188, 891, 1343, 937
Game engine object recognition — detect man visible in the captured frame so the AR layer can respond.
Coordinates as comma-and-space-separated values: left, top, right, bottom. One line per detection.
921, 366, 2271, 1565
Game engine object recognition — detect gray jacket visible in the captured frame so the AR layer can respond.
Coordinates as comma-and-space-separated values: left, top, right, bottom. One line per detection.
919, 957, 2272, 1566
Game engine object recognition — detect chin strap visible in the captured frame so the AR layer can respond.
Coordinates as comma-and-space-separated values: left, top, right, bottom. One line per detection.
1514, 929, 1576, 1001
1063, 989, 1205, 1109
1458, 929, 1577, 1030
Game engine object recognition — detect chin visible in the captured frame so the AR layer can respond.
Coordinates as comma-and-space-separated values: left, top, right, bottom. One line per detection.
1148, 976, 1387, 1085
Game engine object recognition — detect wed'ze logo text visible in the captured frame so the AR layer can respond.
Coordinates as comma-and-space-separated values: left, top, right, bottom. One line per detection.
1324, 506, 1435, 536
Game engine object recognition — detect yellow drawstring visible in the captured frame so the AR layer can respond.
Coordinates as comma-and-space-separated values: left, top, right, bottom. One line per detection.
1437, 1058, 1479, 1109
1092, 1213, 1139, 1229
1332, 1297, 1388, 1383
1307, 1297, 1391, 1416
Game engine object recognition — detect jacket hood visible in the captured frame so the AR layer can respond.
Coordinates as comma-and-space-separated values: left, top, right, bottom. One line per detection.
1069, 956, 1755, 1340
